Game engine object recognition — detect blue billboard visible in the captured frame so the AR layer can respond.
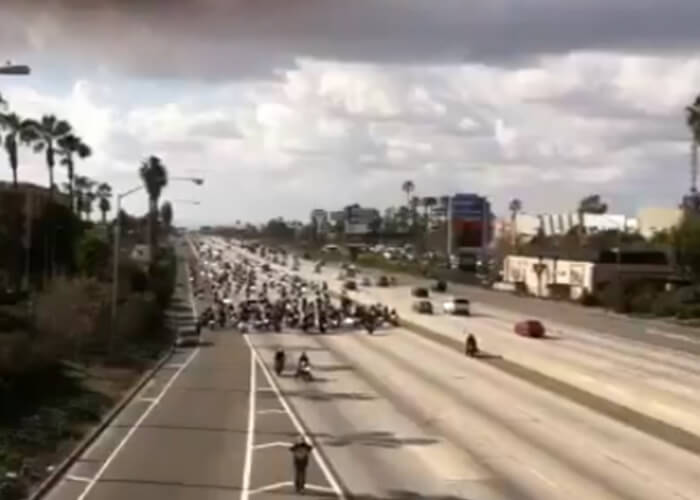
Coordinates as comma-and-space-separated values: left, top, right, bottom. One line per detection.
451, 194, 487, 219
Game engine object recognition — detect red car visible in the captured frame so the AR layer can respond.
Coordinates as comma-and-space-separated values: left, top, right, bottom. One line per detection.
514, 320, 546, 338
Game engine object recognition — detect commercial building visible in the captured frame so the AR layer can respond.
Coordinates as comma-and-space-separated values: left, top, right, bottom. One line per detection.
538, 212, 637, 236
0, 181, 70, 245
502, 249, 672, 300
309, 209, 330, 234
636, 207, 683, 238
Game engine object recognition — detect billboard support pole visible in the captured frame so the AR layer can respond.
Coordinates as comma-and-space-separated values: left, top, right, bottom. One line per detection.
446, 195, 453, 262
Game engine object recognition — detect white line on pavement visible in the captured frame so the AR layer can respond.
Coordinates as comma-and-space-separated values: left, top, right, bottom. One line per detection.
240, 346, 257, 500
243, 334, 347, 500
248, 481, 292, 495
66, 475, 92, 483
137, 397, 156, 403
253, 441, 292, 450
257, 408, 287, 415
528, 467, 558, 489
76, 347, 199, 500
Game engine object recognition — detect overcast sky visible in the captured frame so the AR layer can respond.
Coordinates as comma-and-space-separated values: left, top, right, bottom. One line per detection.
1, 0, 699, 226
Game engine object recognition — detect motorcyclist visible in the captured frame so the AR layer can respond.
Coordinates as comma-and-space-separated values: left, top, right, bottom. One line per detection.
298, 351, 310, 369
274, 348, 286, 373
289, 436, 313, 492
466, 333, 478, 356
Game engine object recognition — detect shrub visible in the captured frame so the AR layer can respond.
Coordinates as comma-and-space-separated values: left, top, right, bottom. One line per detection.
34, 278, 108, 362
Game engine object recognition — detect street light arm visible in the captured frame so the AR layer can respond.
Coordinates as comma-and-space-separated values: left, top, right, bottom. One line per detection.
118, 184, 146, 200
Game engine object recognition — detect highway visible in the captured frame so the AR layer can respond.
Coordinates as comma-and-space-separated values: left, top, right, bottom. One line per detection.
216, 236, 700, 499
40, 235, 700, 500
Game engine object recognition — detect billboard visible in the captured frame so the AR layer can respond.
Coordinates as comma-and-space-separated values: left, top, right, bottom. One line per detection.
448, 194, 492, 250
451, 194, 487, 219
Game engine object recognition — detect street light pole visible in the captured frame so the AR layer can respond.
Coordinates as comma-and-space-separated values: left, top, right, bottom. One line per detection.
109, 177, 203, 354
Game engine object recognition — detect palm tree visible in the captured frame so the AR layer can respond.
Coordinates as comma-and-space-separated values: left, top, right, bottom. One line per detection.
509, 198, 522, 246
57, 134, 91, 213
160, 201, 173, 232
139, 155, 168, 261
97, 182, 112, 223
410, 195, 420, 228
0, 112, 37, 188
686, 95, 700, 195
74, 175, 95, 220
401, 180, 415, 207
26, 115, 72, 194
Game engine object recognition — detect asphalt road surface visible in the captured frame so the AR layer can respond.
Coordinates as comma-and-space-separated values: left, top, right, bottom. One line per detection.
352, 262, 700, 354
207, 235, 700, 499
42, 236, 700, 500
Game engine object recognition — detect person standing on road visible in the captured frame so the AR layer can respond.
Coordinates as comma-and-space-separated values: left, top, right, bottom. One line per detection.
289, 436, 313, 493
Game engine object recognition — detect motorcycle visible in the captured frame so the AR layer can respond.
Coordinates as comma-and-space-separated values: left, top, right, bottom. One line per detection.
295, 361, 313, 382
465, 334, 479, 357
274, 353, 285, 376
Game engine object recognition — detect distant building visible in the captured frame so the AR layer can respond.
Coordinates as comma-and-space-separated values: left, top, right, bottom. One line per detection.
0, 181, 71, 247
310, 209, 330, 234
637, 207, 683, 238
502, 249, 673, 300
538, 212, 637, 236
494, 214, 542, 243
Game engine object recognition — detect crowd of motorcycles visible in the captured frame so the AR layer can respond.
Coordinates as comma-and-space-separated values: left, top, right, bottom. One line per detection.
189, 241, 403, 380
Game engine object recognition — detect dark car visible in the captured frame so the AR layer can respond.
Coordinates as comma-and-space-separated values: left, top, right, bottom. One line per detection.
412, 300, 433, 314
514, 320, 546, 338
432, 280, 447, 292
344, 280, 357, 291
376, 275, 390, 287
412, 287, 429, 298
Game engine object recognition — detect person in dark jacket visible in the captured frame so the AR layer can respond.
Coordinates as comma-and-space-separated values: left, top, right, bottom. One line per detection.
289, 436, 313, 492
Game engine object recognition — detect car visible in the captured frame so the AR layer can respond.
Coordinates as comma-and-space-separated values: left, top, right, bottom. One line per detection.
376, 275, 390, 287
412, 300, 433, 314
432, 280, 447, 292
344, 280, 357, 291
514, 320, 546, 338
361, 276, 371, 286
175, 325, 200, 347
411, 287, 429, 298
443, 297, 470, 315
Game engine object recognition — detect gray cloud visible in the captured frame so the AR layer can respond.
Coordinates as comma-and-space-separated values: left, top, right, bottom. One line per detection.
2, 0, 700, 80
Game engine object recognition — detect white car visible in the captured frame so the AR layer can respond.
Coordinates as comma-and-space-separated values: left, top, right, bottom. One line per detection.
443, 298, 471, 316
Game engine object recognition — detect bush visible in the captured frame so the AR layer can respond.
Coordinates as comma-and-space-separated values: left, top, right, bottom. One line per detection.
149, 249, 176, 309
77, 231, 111, 279
34, 278, 108, 362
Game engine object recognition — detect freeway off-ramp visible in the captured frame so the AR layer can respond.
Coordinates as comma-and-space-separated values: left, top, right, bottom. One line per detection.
40, 236, 700, 500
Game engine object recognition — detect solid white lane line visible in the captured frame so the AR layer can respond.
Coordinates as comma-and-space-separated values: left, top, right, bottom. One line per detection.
248, 481, 292, 495
305, 484, 336, 493
253, 441, 292, 450
240, 347, 257, 500
66, 475, 92, 483
137, 397, 156, 403
243, 335, 347, 500
257, 409, 286, 415
76, 347, 199, 500
528, 467, 558, 489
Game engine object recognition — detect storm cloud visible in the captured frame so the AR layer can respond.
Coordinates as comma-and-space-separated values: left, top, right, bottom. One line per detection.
2, 0, 700, 80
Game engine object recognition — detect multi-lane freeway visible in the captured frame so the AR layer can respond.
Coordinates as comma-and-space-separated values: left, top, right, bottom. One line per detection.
40, 235, 700, 500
